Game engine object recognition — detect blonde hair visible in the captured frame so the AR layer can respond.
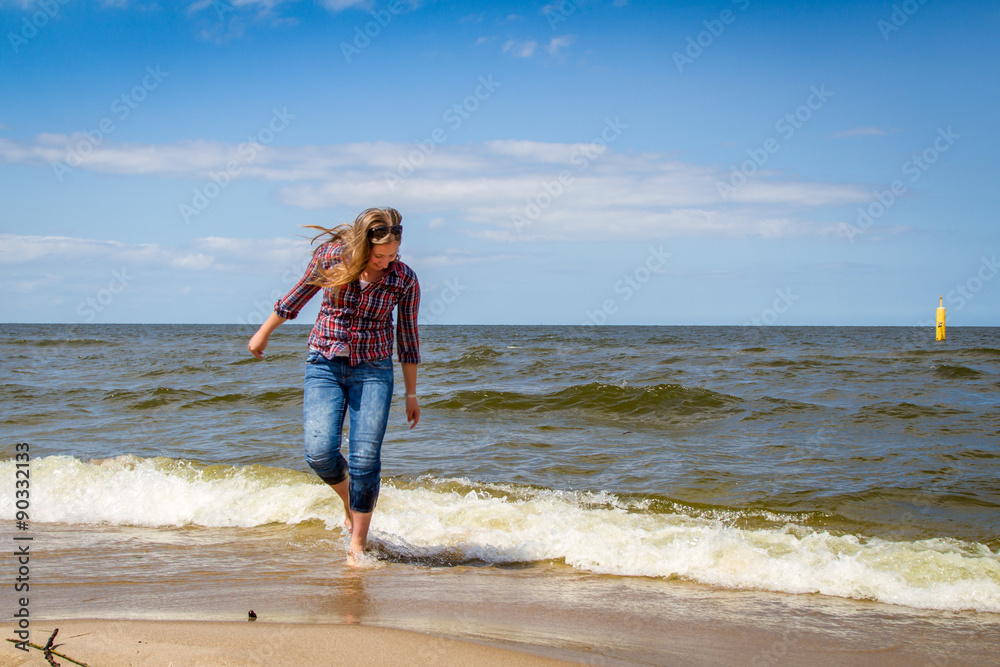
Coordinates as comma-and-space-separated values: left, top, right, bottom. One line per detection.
303, 207, 402, 290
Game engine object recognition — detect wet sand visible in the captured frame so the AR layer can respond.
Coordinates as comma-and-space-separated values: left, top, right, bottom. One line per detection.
10, 563, 1000, 666
5, 620, 584, 667
6, 601, 998, 667
11, 523, 1000, 666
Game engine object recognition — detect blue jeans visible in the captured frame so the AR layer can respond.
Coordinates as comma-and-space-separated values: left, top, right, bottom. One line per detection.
303, 350, 394, 513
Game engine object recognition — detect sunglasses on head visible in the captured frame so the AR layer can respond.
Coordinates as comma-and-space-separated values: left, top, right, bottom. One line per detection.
367, 224, 403, 240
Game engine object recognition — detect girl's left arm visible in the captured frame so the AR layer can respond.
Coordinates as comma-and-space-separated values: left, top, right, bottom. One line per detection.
401, 362, 419, 429
396, 271, 421, 428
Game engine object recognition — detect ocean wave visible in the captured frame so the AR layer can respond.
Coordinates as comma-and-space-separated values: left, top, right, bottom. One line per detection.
933, 364, 983, 379
7, 338, 109, 347
140, 365, 220, 377
643, 335, 685, 345
1, 455, 329, 528
0, 383, 35, 399
740, 397, 823, 421
185, 388, 302, 408
428, 382, 742, 420
853, 401, 973, 422
749, 358, 830, 369
434, 346, 503, 368
904, 347, 1000, 359
99, 386, 302, 410
3, 455, 997, 613
227, 352, 303, 365
103, 387, 213, 409
962, 347, 1000, 358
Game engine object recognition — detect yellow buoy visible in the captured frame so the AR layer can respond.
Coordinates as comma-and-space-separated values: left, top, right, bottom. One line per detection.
935, 296, 946, 341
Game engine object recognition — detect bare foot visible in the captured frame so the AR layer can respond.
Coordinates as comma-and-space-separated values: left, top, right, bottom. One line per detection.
345, 548, 371, 568
343, 517, 353, 535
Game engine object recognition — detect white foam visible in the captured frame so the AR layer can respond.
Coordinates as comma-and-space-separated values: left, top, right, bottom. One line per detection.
3, 455, 336, 529
3, 456, 998, 613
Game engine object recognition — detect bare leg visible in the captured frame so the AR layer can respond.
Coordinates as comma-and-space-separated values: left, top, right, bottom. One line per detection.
347, 511, 373, 565
330, 479, 352, 534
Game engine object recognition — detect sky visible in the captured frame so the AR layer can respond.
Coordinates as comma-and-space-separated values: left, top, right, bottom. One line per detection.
1, 0, 998, 327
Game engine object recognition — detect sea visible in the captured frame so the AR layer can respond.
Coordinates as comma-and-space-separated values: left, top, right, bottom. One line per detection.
2, 323, 999, 665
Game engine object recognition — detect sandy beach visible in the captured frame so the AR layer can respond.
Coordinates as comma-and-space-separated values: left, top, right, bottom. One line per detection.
4, 523, 999, 667
7, 600, 1000, 667
5, 620, 581, 667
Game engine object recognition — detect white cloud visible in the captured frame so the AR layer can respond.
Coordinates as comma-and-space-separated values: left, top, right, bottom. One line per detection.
547, 34, 576, 57
185, 0, 367, 14
502, 38, 537, 58
409, 248, 523, 268
0, 234, 309, 272
500, 35, 574, 60
1, 273, 63, 295
316, 0, 370, 10
0, 134, 873, 241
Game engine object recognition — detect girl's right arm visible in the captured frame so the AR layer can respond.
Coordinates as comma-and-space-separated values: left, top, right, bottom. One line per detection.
248, 312, 287, 359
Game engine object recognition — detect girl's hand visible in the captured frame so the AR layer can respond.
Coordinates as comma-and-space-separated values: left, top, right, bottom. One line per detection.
247, 331, 269, 359
405, 396, 420, 429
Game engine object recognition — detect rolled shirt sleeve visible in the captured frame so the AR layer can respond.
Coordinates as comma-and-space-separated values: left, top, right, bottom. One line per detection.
395, 269, 420, 364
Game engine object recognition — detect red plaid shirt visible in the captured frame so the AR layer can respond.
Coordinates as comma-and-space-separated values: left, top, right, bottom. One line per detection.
274, 242, 420, 366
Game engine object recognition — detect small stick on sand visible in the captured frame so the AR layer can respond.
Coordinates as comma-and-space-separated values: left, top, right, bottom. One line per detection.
5, 631, 91, 667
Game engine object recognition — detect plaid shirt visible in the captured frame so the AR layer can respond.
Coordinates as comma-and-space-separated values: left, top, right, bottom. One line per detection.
274, 242, 420, 366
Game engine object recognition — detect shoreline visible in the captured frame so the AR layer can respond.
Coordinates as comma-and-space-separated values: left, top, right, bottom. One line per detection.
6, 619, 582, 667
10, 599, 1000, 667
7, 524, 1000, 666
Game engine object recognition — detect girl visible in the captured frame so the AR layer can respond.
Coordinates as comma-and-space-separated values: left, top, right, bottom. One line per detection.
248, 207, 420, 563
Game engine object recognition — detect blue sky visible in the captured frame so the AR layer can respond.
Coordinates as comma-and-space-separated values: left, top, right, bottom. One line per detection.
1, 0, 998, 327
